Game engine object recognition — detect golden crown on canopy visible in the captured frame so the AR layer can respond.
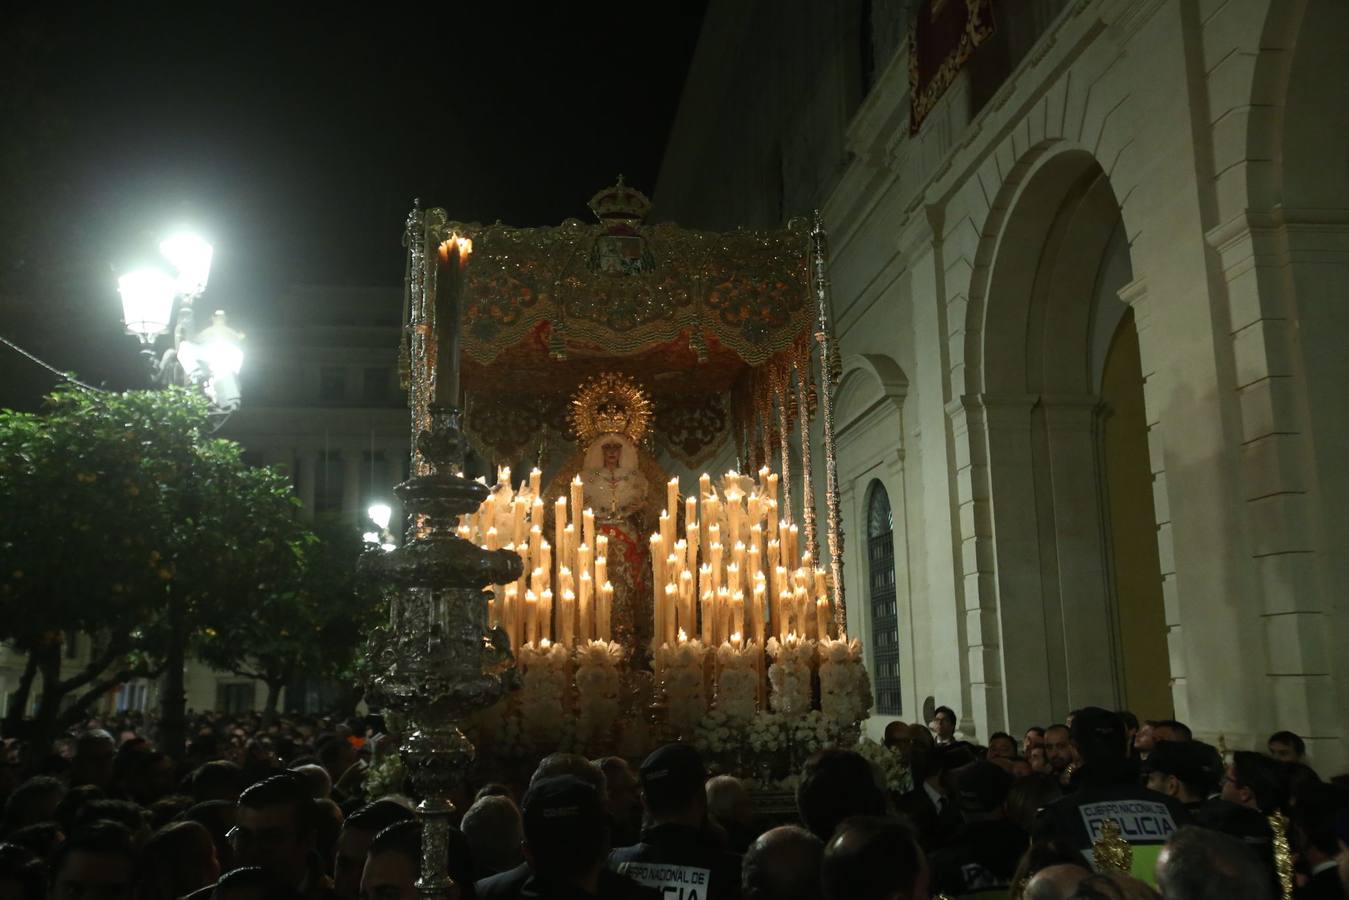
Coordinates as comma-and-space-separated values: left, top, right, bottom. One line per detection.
587, 175, 652, 225
569, 372, 653, 445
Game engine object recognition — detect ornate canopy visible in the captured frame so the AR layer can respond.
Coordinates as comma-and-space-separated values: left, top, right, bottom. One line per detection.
405, 180, 817, 468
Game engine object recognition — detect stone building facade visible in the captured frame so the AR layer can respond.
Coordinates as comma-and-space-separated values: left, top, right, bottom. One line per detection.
654, 0, 1349, 769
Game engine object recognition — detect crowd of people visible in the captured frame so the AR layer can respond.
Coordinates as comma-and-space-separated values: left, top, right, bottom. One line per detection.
0, 706, 1346, 900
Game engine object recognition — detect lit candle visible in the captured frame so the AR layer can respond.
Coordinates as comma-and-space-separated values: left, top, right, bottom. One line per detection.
814, 568, 828, 600
779, 590, 794, 638
816, 594, 831, 641
710, 543, 723, 592
680, 569, 694, 637
578, 571, 593, 642
577, 543, 592, 584
659, 511, 673, 556
699, 472, 711, 499
678, 626, 688, 644
512, 497, 527, 546
758, 465, 770, 487
732, 589, 745, 639
583, 508, 596, 551
700, 589, 714, 644
699, 563, 711, 603
433, 238, 466, 407
600, 580, 614, 641
667, 477, 679, 523
733, 541, 746, 587
531, 566, 544, 599
707, 523, 720, 548
485, 526, 498, 552
525, 589, 539, 645
717, 586, 732, 643
540, 542, 552, 591
503, 583, 518, 648
787, 524, 800, 569
664, 583, 678, 646
563, 524, 576, 577
540, 588, 554, 642
651, 534, 666, 613
727, 561, 740, 597
767, 472, 779, 501
554, 496, 567, 550
595, 555, 607, 590
570, 476, 584, 527
561, 588, 575, 648
530, 467, 542, 498
795, 586, 810, 641
752, 582, 767, 646
595, 533, 608, 557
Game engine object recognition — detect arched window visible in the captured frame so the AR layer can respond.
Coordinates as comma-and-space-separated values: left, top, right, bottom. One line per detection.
866, 481, 901, 714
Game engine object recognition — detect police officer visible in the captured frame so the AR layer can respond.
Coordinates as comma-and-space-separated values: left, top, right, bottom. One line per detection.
609, 743, 742, 900
1034, 707, 1190, 883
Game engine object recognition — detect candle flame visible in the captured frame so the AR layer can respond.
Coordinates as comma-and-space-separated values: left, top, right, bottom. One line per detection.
539, 637, 551, 648
678, 627, 688, 642
731, 631, 743, 643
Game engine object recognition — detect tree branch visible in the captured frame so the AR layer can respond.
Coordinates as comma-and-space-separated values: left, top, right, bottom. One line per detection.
55, 660, 167, 731
55, 634, 131, 695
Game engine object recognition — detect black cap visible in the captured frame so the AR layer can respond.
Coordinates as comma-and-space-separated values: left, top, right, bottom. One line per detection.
954, 761, 1013, 813
522, 775, 607, 847
1143, 740, 1223, 792
1070, 706, 1127, 758
639, 743, 707, 813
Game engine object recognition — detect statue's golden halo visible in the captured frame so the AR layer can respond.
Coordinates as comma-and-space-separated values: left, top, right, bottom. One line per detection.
568, 373, 653, 446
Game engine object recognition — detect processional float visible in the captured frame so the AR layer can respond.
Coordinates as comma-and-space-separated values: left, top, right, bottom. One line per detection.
364, 181, 876, 900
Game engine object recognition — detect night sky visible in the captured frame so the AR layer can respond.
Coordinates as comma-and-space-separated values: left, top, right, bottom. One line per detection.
0, 2, 708, 408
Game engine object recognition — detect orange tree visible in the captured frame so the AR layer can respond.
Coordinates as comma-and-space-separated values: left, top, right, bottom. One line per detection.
0, 386, 313, 754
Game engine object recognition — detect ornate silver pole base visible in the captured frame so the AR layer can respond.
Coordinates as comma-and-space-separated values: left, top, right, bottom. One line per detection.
364, 407, 522, 900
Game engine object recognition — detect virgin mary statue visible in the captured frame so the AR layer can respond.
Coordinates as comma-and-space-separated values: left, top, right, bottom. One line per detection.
546, 373, 667, 662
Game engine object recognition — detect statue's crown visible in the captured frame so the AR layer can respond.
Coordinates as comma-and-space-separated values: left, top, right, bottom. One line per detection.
587, 176, 651, 225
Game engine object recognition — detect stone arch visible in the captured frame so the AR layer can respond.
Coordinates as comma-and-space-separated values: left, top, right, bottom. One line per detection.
836, 353, 909, 433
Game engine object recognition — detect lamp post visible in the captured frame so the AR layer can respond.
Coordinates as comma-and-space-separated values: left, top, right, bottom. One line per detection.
117, 232, 244, 426
364, 502, 398, 553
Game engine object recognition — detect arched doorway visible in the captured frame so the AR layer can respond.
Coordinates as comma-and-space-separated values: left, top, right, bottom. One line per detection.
976, 149, 1170, 725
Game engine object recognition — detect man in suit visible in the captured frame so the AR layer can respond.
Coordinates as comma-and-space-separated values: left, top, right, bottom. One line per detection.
1293, 784, 1349, 899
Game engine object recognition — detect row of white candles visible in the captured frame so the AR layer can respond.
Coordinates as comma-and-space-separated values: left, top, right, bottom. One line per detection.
462, 467, 614, 650
462, 465, 839, 654
652, 467, 837, 650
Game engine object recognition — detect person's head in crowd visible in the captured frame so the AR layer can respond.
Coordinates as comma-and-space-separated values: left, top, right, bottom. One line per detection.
883, 721, 909, 750
638, 743, 709, 829
211, 866, 293, 900
315, 738, 359, 786
888, 724, 934, 770
314, 800, 343, 871
930, 706, 957, 744
1, 777, 65, 836
459, 795, 522, 879
594, 757, 641, 842
1027, 745, 1052, 776
521, 776, 610, 892
334, 800, 415, 900
193, 761, 244, 804
1283, 761, 1322, 805
0, 842, 45, 900
1022, 863, 1091, 900
471, 784, 511, 803
1150, 720, 1191, 744
953, 761, 1013, 821
1005, 774, 1063, 834
119, 748, 176, 807
52, 786, 104, 836
183, 800, 238, 874
5, 823, 63, 861
1024, 727, 1046, 755
529, 753, 605, 795
75, 801, 150, 849
1155, 825, 1274, 900
359, 820, 420, 900
1221, 750, 1286, 814
1009, 838, 1090, 899
234, 773, 318, 889
1142, 741, 1222, 806
705, 776, 753, 834
1266, 730, 1305, 763
987, 732, 1018, 761
47, 822, 136, 900
1133, 722, 1156, 756
148, 795, 195, 831
69, 732, 117, 791
1043, 725, 1074, 775
1291, 783, 1349, 874
1116, 711, 1140, 750
1069, 708, 1128, 774
821, 816, 926, 900
795, 749, 887, 842
139, 820, 221, 900
742, 825, 823, 900
288, 765, 331, 802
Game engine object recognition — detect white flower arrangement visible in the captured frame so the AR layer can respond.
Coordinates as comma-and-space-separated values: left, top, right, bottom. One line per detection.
854, 735, 911, 793
693, 707, 737, 759
574, 639, 626, 750
746, 710, 788, 755
518, 639, 570, 750
817, 636, 872, 727
766, 635, 815, 715
714, 640, 759, 722
654, 638, 709, 738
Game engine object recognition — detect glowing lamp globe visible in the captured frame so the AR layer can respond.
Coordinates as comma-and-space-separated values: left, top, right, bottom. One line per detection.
368, 503, 393, 531
118, 268, 178, 340
159, 233, 214, 296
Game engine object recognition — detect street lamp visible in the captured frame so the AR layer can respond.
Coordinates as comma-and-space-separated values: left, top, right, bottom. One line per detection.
364, 503, 397, 552
117, 232, 244, 426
